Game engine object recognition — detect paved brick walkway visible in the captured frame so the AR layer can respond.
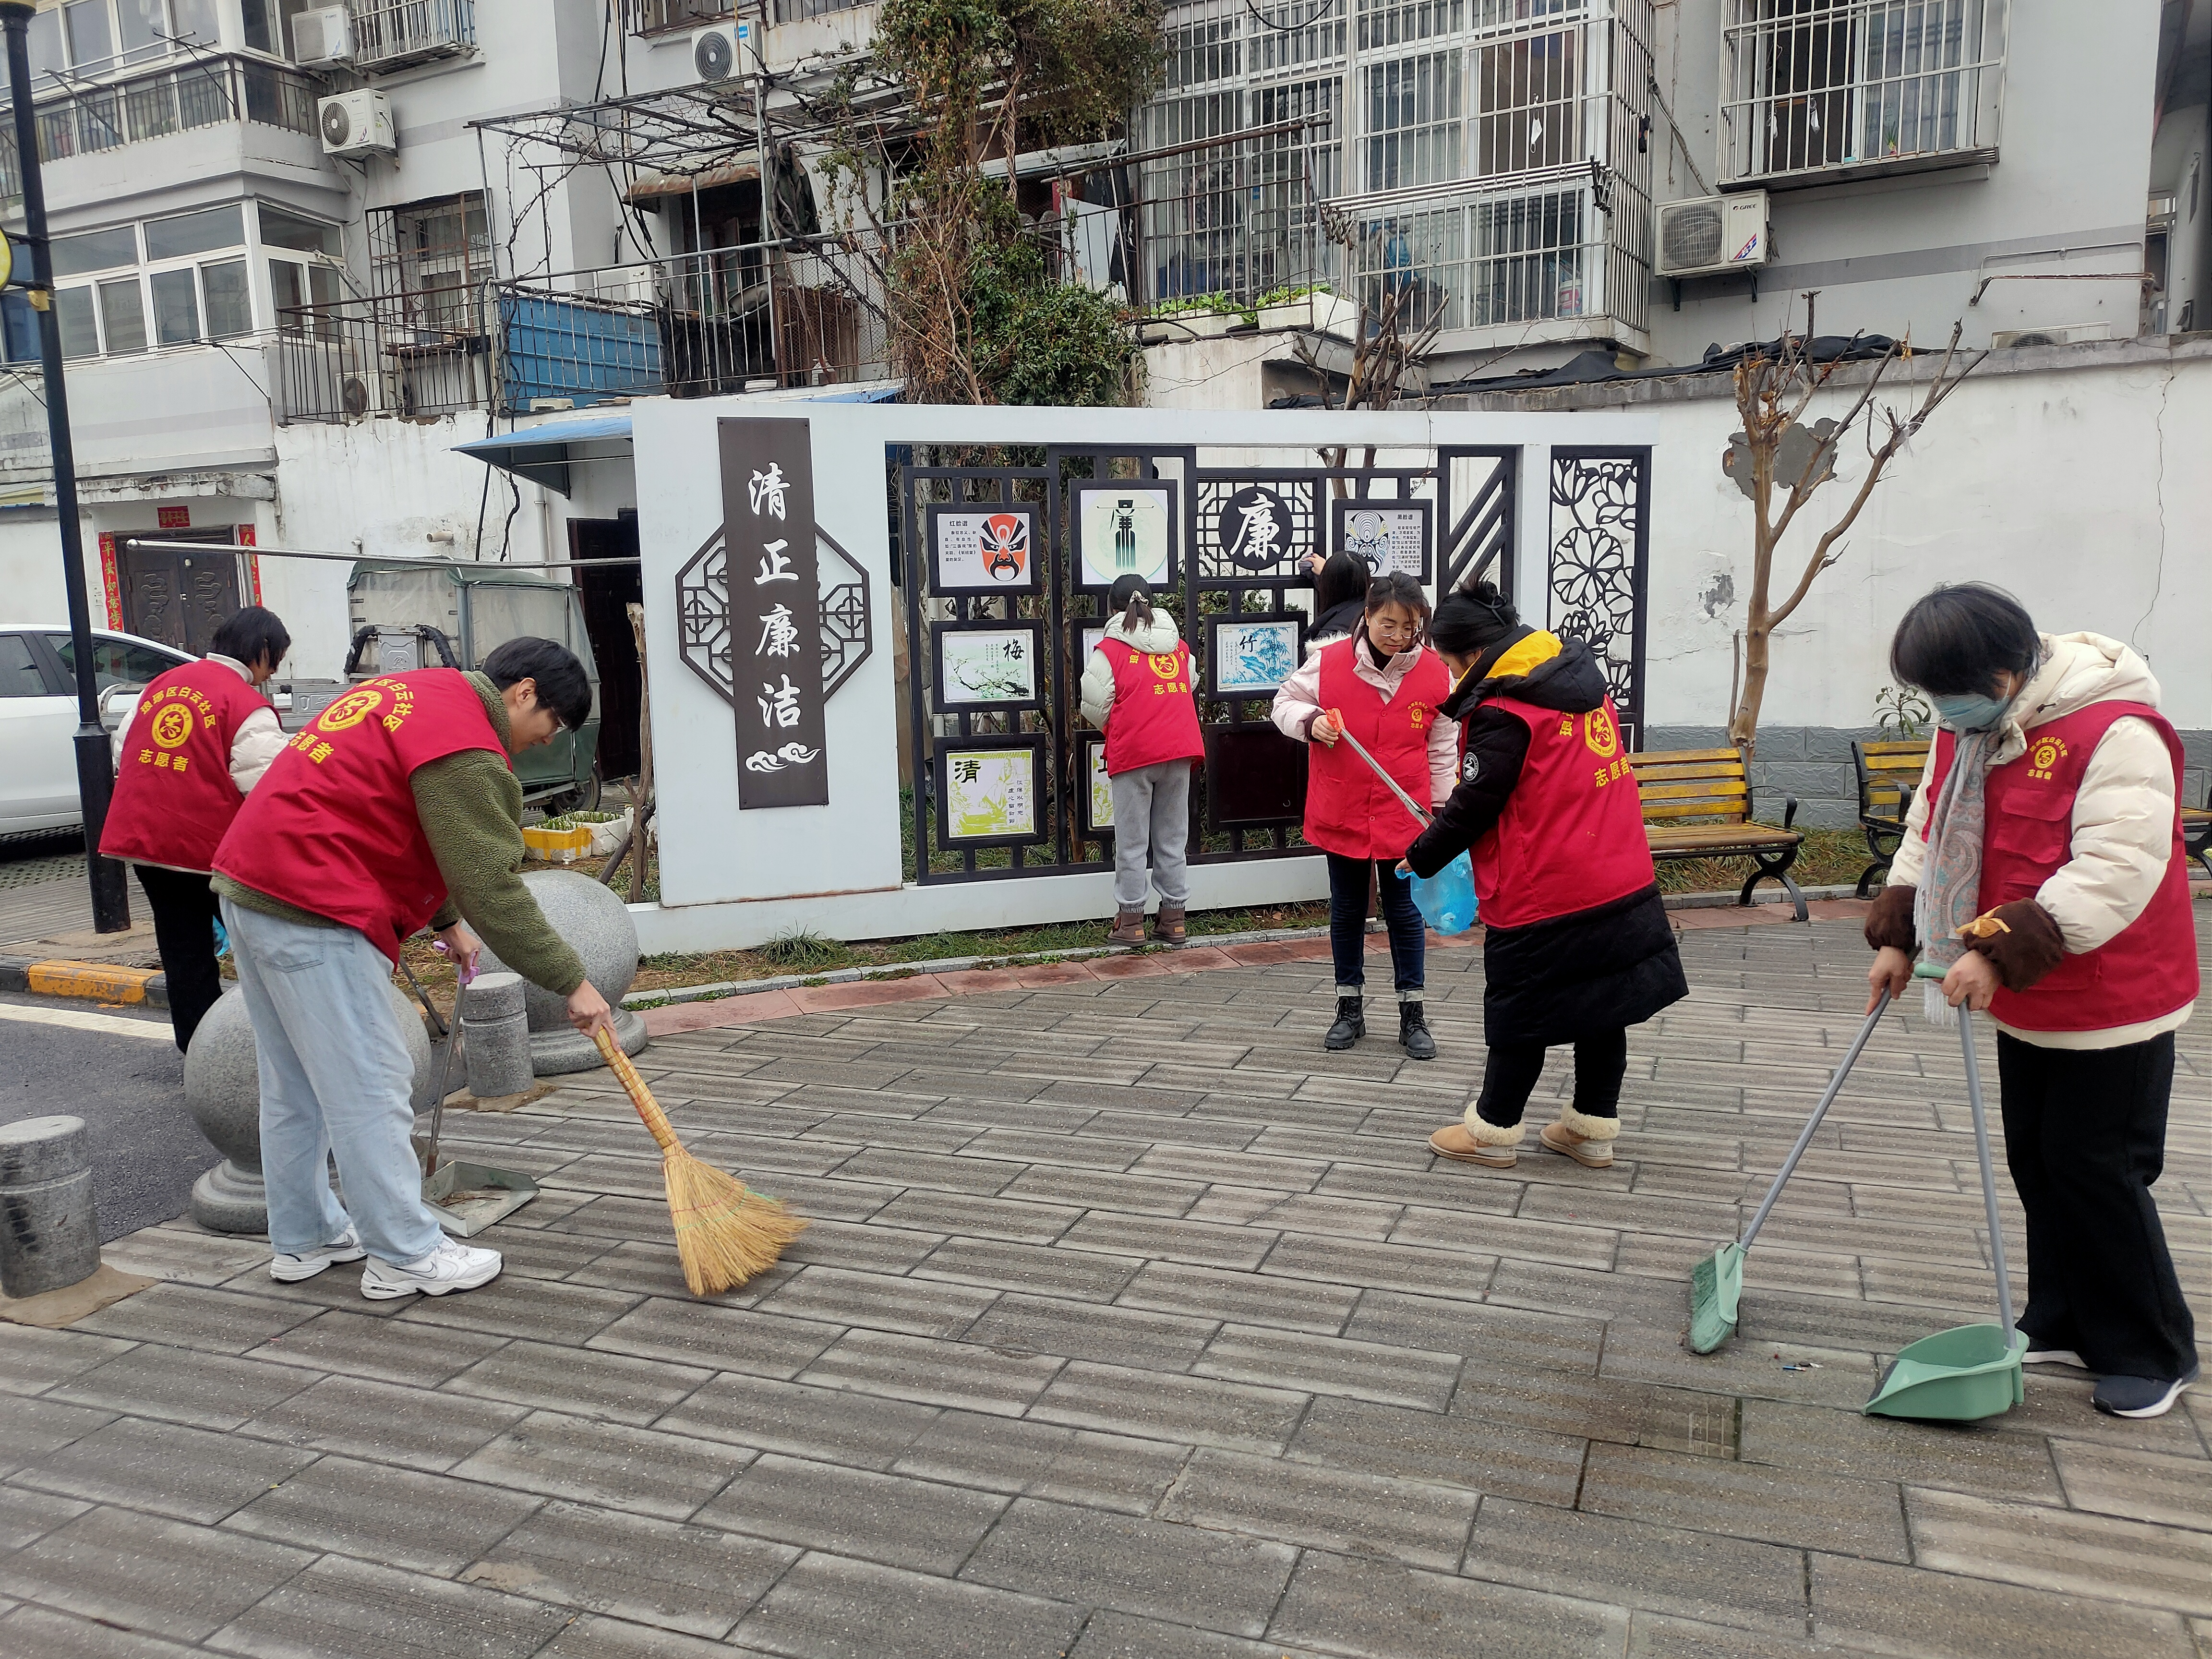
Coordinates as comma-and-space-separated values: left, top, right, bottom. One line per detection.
3, 915, 2207, 1659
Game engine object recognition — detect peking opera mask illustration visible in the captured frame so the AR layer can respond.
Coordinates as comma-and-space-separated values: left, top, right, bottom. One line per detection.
981, 513, 1028, 583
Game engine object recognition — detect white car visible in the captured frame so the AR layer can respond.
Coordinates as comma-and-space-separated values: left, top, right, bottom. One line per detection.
0, 627, 194, 835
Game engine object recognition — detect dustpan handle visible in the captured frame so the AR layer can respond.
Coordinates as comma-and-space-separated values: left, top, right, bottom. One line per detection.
1739, 992, 1890, 1252
1958, 1007, 2015, 1336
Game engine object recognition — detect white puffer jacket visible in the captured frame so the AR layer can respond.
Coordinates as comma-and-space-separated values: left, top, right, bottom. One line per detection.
1891, 631, 2193, 1048
1079, 608, 1184, 732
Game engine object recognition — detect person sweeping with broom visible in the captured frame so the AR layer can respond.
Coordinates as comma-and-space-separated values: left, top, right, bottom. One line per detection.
1401, 583, 1686, 1169
212, 638, 614, 1299
1865, 583, 2199, 1419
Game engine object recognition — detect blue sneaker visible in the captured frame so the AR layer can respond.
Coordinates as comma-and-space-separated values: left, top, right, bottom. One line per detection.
2092, 1363, 2200, 1419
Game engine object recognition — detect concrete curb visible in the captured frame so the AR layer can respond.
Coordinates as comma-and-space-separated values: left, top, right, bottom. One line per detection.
619, 882, 1875, 1011
0, 957, 166, 1008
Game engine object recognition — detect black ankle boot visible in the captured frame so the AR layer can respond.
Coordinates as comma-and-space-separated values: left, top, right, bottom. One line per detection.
1324, 995, 1365, 1050
1398, 1000, 1436, 1060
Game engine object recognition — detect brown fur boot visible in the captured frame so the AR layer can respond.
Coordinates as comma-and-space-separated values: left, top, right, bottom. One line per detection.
1108, 906, 1147, 946
1153, 904, 1187, 948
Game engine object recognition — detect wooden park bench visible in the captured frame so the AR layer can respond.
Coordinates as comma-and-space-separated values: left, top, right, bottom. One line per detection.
2185, 778, 2212, 881
1852, 737, 1931, 897
1626, 747, 1807, 921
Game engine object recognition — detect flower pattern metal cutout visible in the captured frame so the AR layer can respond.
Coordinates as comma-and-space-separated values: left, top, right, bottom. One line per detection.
1548, 453, 1647, 721
677, 524, 873, 708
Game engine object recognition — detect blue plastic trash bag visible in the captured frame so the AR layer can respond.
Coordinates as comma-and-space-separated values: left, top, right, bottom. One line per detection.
212, 918, 230, 960
1406, 852, 1477, 936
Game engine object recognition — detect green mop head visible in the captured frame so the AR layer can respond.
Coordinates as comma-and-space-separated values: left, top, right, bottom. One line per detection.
1687, 1242, 1744, 1354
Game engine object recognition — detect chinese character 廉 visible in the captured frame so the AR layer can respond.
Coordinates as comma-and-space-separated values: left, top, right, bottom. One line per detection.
756, 604, 799, 659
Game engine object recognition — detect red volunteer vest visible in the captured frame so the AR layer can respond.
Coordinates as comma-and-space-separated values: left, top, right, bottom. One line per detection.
1304, 638, 1450, 861
213, 670, 508, 964
1923, 702, 2198, 1032
1470, 694, 1656, 929
100, 660, 272, 875
1101, 638, 1204, 775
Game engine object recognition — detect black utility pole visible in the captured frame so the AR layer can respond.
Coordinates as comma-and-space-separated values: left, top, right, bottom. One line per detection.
1, 3, 127, 932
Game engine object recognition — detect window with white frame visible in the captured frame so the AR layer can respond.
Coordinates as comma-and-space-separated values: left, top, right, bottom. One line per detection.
260, 203, 345, 332
1363, 49, 1464, 192
25, 0, 218, 87
1721, 0, 2007, 184
45, 199, 344, 360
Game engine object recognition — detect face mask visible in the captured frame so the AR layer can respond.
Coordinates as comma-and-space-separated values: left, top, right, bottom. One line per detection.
1932, 690, 2012, 733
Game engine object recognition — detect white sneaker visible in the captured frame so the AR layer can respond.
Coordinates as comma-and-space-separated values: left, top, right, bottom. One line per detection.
2019, 1330, 2087, 1369
269, 1229, 367, 1283
360, 1239, 502, 1300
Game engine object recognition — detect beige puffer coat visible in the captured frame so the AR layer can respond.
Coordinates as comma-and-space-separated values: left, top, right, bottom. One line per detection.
1891, 631, 2193, 1048
1079, 608, 1185, 732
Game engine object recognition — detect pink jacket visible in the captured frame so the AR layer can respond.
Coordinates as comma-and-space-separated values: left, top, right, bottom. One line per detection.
1271, 628, 1458, 810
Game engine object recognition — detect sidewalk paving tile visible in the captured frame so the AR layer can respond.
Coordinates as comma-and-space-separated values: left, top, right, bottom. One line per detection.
1267, 1549, 1631, 1659
0, 1394, 114, 1478
221, 1452, 543, 1576
697, 1452, 1010, 1574
657, 1371, 940, 1469
1030, 1360, 1309, 1455
0, 1486, 90, 1552
450, 1410, 751, 1521
889, 1410, 1190, 1513
798, 1327, 1063, 1414
1810, 1551, 2199, 1659
48, 1344, 315, 1433
1157, 1445, 1480, 1569
462, 1499, 798, 1639
14, 1414, 316, 1525
961, 1497, 1298, 1637
1903, 1485, 2212, 1616
732, 1552, 1085, 1659
0, 1502, 317, 1644
237, 1372, 529, 1471
208, 1551, 572, 1659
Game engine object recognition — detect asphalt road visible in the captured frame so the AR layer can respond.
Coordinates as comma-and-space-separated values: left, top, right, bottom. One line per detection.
0, 992, 213, 1242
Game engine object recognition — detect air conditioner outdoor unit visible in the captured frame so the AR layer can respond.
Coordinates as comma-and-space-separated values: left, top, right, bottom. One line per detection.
1990, 322, 2114, 348
292, 4, 354, 66
1656, 192, 1769, 279
319, 91, 396, 158
692, 21, 752, 84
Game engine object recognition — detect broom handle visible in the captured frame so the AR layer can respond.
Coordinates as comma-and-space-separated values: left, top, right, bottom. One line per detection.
1332, 717, 1435, 830
1958, 1008, 2016, 1337
595, 1026, 680, 1154
1738, 993, 1890, 1252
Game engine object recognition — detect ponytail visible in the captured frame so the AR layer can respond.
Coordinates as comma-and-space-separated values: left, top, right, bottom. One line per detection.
1107, 574, 1155, 632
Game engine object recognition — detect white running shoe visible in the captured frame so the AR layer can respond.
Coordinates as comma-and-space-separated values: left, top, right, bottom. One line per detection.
360, 1239, 503, 1300
269, 1229, 367, 1283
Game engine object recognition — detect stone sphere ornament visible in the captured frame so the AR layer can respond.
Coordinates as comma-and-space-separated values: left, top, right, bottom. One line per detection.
477, 868, 649, 1075
183, 982, 434, 1234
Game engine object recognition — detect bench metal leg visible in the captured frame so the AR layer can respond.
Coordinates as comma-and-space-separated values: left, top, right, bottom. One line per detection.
1854, 861, 1888, 900
1737, 851, 1809, 922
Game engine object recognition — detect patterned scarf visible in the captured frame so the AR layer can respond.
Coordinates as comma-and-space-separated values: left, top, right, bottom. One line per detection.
1911, 728, 1999, 1025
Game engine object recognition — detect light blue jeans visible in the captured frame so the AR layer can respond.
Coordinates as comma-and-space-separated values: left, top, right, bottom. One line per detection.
220, 899, 443, 1266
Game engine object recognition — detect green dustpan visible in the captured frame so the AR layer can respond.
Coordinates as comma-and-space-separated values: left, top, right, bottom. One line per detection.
1688, 995, 1890, 1353
1865, 989, 2023, 1421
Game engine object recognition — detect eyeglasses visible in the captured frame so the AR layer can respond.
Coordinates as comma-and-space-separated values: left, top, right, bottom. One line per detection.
1367, 617, 1421, 638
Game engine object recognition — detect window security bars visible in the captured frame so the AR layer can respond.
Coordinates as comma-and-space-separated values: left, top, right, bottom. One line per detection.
1720, 0, 2007, 184
350, 0, 476, 70
622, 0, 734, 33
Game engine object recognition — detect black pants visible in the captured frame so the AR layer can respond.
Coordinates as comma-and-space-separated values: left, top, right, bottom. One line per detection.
136, 866, 224, 1054
1325, 851, 1425, 994
1474, 1027, 1628, 1129
1997, 1030, 2198, 1380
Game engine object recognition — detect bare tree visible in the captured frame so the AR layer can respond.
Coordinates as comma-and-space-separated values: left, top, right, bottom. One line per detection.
1724, 322, 1984, 759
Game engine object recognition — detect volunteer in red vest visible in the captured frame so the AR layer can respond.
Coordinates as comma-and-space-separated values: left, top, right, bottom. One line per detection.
1403, 583, 1687, 1170
1080, 575, 1205, 947
1866, 583, 2199, 1419
100, 606, 291, 1052
212, 637, 613, 1302
1273, 571, 1456, 1059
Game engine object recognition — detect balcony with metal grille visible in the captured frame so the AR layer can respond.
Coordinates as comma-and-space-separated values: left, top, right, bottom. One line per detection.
0, 55, 322, 210
1720, 0, 2008, 188
350, 0, 477, 71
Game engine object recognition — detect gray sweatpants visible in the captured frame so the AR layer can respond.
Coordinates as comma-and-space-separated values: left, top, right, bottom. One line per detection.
1109, 759, 1192, 908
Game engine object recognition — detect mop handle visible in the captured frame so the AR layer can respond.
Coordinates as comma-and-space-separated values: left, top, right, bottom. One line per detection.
1958, 1007, 2016, 1336
1330, 716, 1435, 830
595, 1026, 680, 1154
1738, 992, 1891, 1252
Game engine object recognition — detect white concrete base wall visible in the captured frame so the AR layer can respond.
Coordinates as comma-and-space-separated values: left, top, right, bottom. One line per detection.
626, 854, 1332, 957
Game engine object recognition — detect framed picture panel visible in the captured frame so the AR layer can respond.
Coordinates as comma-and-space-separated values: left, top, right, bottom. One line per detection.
926, 502, 1044, 595
1072, 480, 1179, 593
1203, 724, 1309, 830
1332, 497, 1433, 582
931, 620, 1046, 712
1196, 478, 1319, 584
1206, 613, 1305, 699
936, 737, 1048, 848
1081, 739, 1114, 838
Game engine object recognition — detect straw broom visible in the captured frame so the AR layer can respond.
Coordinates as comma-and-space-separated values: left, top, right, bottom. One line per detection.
594, 1028, 806, 1294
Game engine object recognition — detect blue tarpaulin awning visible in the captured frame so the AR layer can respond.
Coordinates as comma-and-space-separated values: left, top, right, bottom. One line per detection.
454, 386, 898, 496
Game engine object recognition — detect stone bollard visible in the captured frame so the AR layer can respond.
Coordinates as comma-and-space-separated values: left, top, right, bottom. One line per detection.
479, 868, 649, 1074
0, 1116, 101, 1298
184, 984, 434, 1234
462, 972, 533, 1099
